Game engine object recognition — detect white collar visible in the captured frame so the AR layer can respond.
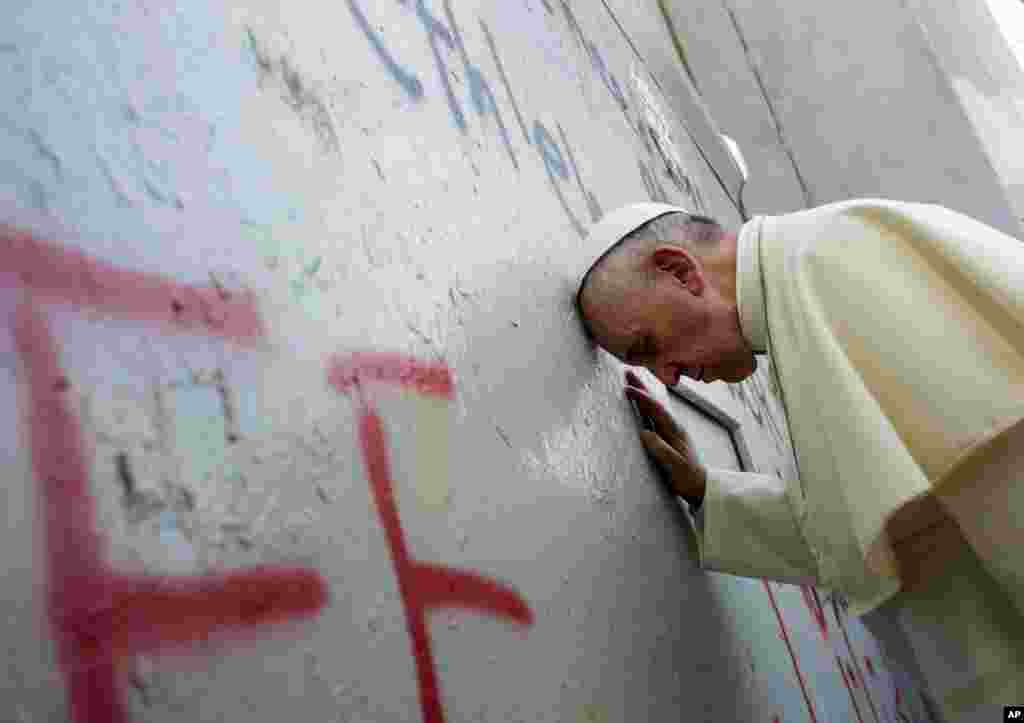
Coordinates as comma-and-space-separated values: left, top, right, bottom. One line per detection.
736, 216, 769, 354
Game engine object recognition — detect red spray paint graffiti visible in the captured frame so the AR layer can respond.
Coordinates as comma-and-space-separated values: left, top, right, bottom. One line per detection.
799, 585, 828, 641
831, 594, 882, 723
328, 351, 534, 723
4, 225, 328, 723
762, 580, 818, 723
3, 223, 264, 340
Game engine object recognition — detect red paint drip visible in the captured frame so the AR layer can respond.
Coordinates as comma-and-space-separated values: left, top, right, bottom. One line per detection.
328, 351, 454, 398
337, 353, 532, 723
799, 585, 828, 641
2, 224, 265, 342
5, 230, 327, 723
762, 581, 818, 723
864, 656, 875, 677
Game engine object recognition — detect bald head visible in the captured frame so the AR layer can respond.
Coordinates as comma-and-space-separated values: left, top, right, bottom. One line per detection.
577, 212, 725, 343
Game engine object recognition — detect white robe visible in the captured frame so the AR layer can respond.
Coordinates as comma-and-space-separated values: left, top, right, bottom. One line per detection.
691, 199, 1024, 716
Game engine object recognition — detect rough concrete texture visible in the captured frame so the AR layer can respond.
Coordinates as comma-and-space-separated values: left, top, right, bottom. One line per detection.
660, 0, 1024, 236
2, 1, 939, 721
907, 0, 1024, 222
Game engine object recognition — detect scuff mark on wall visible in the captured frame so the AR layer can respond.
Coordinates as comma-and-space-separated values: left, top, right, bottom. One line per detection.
95, 150, 137, 207
113, 450, 167, 524
245, 27, 341, 154
27, 128, 64, 181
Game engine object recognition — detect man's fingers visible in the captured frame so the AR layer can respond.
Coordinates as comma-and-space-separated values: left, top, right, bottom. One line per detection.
640, 431, 702, 498
625, 369, 647, 390
640, 429, 681, 468
625, 386, 676, 437
634, 428, 700, 495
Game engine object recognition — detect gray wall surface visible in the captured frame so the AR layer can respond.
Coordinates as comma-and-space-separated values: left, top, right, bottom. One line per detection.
908, 0, 1024, 221
1, 1, 937, 721
661, 0, 1024, 237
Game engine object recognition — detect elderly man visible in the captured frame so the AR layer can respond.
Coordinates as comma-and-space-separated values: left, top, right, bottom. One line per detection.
575, 200, 1024, 718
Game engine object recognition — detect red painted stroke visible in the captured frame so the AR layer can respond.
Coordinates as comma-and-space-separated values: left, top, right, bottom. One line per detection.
329, 351, 454, 398
6, 225, 327, 723
762, 581, 818, 723
2, 223, 265, 342
796, 587, 873, 722
799, 585, 828, 641
329, 353, 533, 723
831, 595, 881, 723
105, 567, 328, 655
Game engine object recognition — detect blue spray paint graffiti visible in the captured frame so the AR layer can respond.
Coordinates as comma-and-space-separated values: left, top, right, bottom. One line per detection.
556, 120, 602, 221
480, 19, 531, 147
559, 0, 630, 124
412, 0, 467, 132
348, 0, 610, 236
345, 0, 424, 99
533, 119, 585, 237
443, 0, 518, 169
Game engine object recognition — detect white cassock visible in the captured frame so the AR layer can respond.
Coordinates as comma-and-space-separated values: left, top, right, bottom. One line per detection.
690, 199, 1024, 718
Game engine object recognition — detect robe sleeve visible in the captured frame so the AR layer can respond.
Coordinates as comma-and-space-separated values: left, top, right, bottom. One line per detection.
692, 467, 822, 587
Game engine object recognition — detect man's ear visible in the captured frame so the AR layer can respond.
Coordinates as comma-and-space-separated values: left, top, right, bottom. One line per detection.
652, 245, 703, 294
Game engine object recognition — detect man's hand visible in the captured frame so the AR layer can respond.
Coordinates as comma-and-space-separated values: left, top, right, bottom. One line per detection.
624, 370, 707, 502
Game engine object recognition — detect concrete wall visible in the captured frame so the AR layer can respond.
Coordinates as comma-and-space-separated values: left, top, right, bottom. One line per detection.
908, 0, 1024, 221
1, 1, 935, 721
661, 0, 1024, 237
643, 0, 814, 216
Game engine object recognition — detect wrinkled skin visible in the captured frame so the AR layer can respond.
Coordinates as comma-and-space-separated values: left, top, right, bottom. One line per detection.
624, 369, 706, 501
